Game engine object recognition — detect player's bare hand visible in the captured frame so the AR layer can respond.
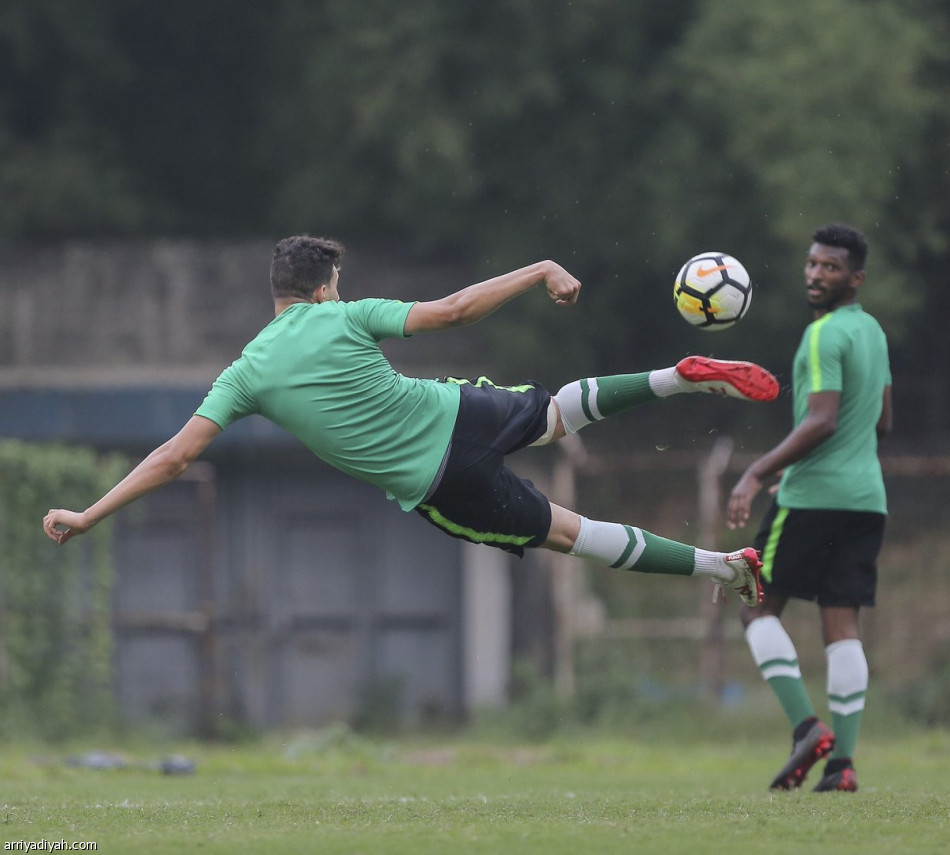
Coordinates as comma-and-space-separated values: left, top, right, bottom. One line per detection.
43, 509, 90, 545
543, 264, 581, 306
726, 472, 762, 530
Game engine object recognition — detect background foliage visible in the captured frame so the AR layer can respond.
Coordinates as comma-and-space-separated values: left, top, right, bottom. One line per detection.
2, 0, 948, 418
0, 441, 128, 740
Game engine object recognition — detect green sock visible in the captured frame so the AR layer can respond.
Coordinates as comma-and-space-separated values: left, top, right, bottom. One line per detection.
746, 616, 815, 729
827, 639, 868, 759
830, 709, 863, 759
569, 519, 694, 576
595, 373, 657, 416
630, 530, 694, 576
767, 676, 816, 729
554, 374, 658, 434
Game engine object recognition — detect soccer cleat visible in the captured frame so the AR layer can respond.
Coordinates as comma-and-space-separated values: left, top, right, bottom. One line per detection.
769, 718, 836, 791
712, 547, 764, 607
675, 356, 780, 402
812, 758, 858, 793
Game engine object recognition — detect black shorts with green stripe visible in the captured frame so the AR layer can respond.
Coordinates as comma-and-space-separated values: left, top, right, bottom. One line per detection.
753, 498, 885, 607
414, 377, 552, 556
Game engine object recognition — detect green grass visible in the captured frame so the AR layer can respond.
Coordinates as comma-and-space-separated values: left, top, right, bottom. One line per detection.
1, 724, 948, 854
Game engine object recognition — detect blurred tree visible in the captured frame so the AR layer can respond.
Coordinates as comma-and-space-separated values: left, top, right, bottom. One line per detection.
641, 0, 941, 334
268, 1, 695, 244
1, 0, 948, 436
106, 0, 281, 234
269, 0, 699, 381
878, 0, 950, 438
0, 0, 144, 235
473, 0, 950, 391
0, 0, 283, 236
633, 0, 950, 441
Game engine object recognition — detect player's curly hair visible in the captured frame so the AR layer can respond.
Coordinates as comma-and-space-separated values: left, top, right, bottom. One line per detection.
813, 223, 867, 272
270, 235, 345, 300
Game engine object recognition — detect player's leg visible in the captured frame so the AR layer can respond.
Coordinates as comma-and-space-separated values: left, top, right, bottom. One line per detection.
811, 512, 881, 793
743, 604, 817, 733
544, 503, 762, 606
812, 607, 865, 792
743, 504, 835, 790
743, 606, 834, 790
547, 358, 778, 437
821, 607, 865, 760
426, 378, 763, 606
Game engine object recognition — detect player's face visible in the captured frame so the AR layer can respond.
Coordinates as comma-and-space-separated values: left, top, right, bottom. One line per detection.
803, 243, 863, 313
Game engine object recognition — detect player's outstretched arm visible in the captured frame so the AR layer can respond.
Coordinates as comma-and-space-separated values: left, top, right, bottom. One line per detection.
404, 260, 581, 334
43, 416, 221, 545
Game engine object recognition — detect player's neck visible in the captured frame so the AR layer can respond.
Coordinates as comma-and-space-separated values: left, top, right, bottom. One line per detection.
813, 294, 857, 319
274, 297, 312, 316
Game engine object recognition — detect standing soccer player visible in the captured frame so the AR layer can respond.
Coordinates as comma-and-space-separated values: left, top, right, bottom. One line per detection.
727, 223, 892, 793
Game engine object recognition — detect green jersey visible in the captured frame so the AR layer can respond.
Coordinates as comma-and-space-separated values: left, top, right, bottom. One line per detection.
195, 299, 460, 510
778, 303, 890, 513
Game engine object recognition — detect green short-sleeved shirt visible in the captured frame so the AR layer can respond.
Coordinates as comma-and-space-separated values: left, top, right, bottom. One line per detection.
195, 299, 460, 510
777, 303, 891, 513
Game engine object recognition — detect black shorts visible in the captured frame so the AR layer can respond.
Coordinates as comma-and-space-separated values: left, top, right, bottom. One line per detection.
753, 499, 885, 607
414, 377, 553, 556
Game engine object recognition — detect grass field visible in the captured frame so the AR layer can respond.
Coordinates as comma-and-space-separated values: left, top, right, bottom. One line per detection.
1, 715, 948, 855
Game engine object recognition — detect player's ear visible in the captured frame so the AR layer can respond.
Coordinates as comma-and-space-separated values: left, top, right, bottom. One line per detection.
312, 284, 328, 303
850, 269, 866, 290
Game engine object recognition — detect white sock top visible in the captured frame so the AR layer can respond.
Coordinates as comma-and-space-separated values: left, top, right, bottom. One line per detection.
648, 367, 688, 398
692, 548, 732, 581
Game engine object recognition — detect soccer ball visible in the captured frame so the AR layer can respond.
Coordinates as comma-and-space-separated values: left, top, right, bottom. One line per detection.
673, 252, 752, 331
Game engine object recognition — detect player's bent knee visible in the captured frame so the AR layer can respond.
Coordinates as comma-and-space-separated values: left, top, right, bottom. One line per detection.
529, 400, 564, 446
542, 503, 581, 553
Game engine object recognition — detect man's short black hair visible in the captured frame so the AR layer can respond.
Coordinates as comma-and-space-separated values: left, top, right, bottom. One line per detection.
812, 223, 868, 272
270, 235, 345, 300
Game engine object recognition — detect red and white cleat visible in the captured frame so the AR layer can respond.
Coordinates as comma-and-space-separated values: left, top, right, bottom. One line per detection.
675, 356, 779, 402
713, 547, 764, 607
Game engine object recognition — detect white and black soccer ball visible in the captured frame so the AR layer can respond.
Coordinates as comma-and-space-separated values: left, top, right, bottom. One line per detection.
673, 252, 752, 331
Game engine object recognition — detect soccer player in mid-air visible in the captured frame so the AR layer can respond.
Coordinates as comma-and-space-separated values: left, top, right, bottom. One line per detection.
45, 235, 775, 605
727, 223, 892, 793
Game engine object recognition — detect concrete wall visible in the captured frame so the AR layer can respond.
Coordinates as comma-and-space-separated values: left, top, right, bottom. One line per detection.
0, 238, 487, 388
